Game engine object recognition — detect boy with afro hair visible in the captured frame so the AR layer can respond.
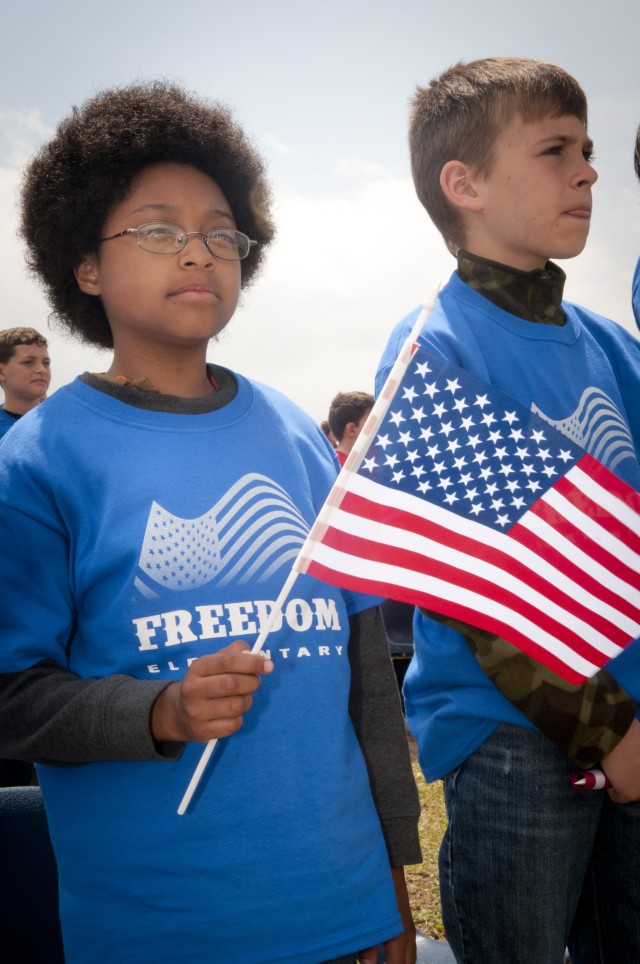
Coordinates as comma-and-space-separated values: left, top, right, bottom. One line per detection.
377, 58, 640, 962
0, 82, 420, 964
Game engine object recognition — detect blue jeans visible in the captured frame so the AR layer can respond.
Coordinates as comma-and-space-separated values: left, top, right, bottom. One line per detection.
439, 724, 640, 963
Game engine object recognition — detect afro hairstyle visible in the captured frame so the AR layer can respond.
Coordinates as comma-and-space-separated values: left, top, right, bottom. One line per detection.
20, 80, 275, 349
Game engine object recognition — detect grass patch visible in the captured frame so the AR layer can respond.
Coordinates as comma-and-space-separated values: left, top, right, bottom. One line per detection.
405, 738, 447, 940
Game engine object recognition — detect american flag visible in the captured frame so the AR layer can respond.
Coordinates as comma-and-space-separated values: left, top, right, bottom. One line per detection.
295, 344, 640, 683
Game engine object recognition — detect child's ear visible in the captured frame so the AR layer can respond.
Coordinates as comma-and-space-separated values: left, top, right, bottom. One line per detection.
74, 254, 101, 295
439, 161, 483, 213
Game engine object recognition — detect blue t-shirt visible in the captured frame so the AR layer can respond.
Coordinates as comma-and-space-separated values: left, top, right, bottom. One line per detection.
376, 271, 640, 780
0, 373, 401, 963
0, 406, 20, 441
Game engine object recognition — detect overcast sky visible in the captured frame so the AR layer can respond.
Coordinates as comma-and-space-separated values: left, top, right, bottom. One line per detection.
1, 0, 639, 422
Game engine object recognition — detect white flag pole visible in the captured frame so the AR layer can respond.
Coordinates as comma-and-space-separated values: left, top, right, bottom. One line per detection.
177, 567, 300, 814
178, 285, 440, 814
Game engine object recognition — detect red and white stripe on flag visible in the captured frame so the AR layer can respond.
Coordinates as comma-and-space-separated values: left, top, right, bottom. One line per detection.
294, 345, 640, 684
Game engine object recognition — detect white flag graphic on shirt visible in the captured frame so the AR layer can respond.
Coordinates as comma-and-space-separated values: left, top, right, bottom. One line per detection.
135, 473, 309, 598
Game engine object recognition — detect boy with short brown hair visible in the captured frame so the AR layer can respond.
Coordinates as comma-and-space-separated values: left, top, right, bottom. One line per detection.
377, 57, 640, 962
328, 390, 375, 465
0, 326, 50, 439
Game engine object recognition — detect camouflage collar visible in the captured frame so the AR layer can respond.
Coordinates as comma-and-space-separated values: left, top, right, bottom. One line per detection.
457, 250, 566, 326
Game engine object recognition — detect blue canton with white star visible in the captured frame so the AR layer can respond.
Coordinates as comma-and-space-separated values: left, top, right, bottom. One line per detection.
359, 349, 585, 531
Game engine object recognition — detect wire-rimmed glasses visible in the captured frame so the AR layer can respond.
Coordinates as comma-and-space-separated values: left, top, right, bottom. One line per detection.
99, 221, 256, 261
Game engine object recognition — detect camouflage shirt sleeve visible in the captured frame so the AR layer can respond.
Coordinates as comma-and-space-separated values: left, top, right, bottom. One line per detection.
422, 610, 637, 769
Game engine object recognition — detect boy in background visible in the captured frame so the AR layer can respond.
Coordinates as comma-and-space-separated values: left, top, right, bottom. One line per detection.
0, 327, 50, 440
0, 327, 49, 784
377, 58, 640, 962
320, 418, 338, 448
328, 390, 374, 466
0, 82, 420, 964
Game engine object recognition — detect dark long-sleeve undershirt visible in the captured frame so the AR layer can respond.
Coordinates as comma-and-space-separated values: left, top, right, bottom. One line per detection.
0, 607, 422, 867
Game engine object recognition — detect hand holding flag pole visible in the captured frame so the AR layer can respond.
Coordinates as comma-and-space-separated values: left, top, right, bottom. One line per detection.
177, 291, 440, 814
177, 567, 300, 814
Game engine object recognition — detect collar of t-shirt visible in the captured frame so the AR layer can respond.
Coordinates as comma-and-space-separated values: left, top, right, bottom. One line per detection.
457, 250, 566, 326
80, 364, 238, 414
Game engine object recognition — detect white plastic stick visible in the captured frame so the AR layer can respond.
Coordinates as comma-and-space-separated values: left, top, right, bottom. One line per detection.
177, 567, 300, 814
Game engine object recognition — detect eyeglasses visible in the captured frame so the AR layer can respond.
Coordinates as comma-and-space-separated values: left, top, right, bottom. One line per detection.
99, 221, 257, 261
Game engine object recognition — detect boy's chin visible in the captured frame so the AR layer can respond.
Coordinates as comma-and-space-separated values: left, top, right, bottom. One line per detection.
549, 242, 589, 263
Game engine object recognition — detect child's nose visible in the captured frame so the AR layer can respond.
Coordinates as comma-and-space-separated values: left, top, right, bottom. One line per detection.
179, 233, 214, 267
576, 159, 598, 187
